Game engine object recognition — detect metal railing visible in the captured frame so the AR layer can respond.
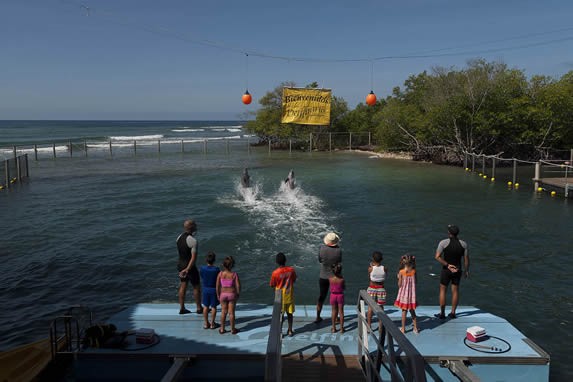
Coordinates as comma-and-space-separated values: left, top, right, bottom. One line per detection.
265, 289, 283, 382
357, 290, 427, 382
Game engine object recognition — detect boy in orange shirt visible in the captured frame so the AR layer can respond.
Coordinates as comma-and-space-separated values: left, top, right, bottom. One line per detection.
270, 252, 297, 336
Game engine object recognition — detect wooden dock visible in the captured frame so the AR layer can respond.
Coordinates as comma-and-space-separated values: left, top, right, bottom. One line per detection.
538, 177, 572, 196
65, 302, 549, 381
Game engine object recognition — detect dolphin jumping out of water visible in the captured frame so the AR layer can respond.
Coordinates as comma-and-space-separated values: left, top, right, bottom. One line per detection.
241, 168, 251, 188
284, 169, 296, 189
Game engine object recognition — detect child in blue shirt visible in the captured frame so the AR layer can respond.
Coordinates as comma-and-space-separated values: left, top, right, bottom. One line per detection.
200, 251, 221, 329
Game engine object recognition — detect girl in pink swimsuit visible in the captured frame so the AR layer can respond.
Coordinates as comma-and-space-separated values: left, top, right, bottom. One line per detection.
216, 256, 241, 334
329, 263, 345, 333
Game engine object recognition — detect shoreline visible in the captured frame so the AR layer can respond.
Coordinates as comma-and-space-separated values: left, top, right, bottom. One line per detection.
347, 148, 414, 160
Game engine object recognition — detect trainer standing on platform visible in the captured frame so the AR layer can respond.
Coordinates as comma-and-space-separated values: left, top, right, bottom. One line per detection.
434, 224, 469, 319
177, 219, 202, 315
315, 232, 342, 323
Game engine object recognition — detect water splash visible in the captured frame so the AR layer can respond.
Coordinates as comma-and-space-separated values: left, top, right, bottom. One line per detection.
218, 177, 337, 267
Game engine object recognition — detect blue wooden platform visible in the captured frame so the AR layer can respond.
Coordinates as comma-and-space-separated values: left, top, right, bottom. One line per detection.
73, 303, 549, 381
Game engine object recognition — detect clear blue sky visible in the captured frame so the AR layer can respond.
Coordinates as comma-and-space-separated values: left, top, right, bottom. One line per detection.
2, 0, 573, 120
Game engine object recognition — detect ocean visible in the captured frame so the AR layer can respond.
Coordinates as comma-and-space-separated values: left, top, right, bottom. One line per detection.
0, 120, 571, 380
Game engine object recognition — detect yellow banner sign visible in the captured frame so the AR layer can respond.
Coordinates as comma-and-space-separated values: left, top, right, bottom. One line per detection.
281, 87, 331, 125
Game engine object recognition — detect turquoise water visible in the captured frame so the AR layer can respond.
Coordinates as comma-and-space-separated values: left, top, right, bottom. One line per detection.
0, 121, 571, 380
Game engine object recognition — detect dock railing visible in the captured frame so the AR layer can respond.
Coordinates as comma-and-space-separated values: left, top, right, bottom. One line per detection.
357, 290, 427, 382
265, 289, 283, 382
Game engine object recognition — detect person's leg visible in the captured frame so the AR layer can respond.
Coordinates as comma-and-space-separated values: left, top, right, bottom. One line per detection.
367, 307, 373, 327
210, 304, 217, 328
400, 310, 407, 333
287, 312, 294, 336
220, 301, 228, 333
229, 301, 238, 334
410, 309, 418, 333
178, 281, 189, 313
331, 305, 338, 332
451, 284, 459, 316
202, 303, 209, 328
316, 278, 328, 322
193, 286, 202, 313
439, 284, 447, 317
339, 304, 345, 333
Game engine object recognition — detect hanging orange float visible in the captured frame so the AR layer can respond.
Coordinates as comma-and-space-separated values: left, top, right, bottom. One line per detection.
366, 91, 377, 106
242, 90, 252, 105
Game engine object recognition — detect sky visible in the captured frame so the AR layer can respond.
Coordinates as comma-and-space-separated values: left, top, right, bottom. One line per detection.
1, 0, 573, 120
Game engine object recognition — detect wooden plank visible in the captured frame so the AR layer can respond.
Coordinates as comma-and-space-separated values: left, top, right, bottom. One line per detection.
282, 355, 364, 381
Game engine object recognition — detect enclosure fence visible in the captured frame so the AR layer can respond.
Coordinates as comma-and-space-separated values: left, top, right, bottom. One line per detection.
0, 132, 374, 162
1, 154, 29, 189
463, 150, 573, 197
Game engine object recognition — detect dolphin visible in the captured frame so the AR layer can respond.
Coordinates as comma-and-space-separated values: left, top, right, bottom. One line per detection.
284, 169, 296, 189
241, 168, 251, 188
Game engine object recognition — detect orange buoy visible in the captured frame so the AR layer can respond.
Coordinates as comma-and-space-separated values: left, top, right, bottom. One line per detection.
242, 90, 252, 105
366, 91, 376, 106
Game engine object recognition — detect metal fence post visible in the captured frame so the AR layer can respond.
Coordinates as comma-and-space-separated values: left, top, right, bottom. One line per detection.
181, 140, 184, 153
25, 154, 29, 178
34, 144, 38, 161
69, 140, 73, 158
492, 157, 496, 179
84, 140, 88, 157
134, 140, 137, 155
368, 131, 371, 147
203, 139, 207, 155
16, 155, 21, 182
109, 139, 112, 157
471, 154, 475, 172
349, 132, 352, 151
289, 139, 292, 155
534, 162, 541, 190
226, 139, 229, 155
158, 139, 161, 153
309, 133, 312, 152
513, 158, 517, 185
329, 132, 332, 152
4, 160, 9, 188
482, 154, 486, 175
13, 146, 17, 161
463, 153, 468, 169
268, 140, 271, 156
53, 143, 57, 158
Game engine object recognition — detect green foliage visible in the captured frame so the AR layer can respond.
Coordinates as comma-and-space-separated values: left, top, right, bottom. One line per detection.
245, 62, 573, 158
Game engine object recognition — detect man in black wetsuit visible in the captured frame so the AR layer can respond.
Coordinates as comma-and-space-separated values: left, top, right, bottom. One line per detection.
434, 225, 470, 319
177, 219, 202, 315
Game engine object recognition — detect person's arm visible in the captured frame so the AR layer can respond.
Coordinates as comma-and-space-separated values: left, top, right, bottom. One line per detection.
235, 273, 241, 296
435, 240, 457, 272
464, 245, 470, 278
270, 272, 276, 288
216, 273, 221, 298
182, 237, 198, 274
397, 271, 403, 288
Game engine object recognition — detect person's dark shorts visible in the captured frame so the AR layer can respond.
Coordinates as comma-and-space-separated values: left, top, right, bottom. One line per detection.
318, 278, 330, 304
179, 265, 200, 287
440, 268, 462, 286
202, 287, 219, 308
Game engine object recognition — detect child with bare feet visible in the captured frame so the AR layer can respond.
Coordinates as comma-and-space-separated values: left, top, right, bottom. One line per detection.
216, 256, 241, 334
200, 251, 220, 329
394, 254, 419, 334
367, 251, 387, 328
329, 263, 345, 333
270, 252, 297, 337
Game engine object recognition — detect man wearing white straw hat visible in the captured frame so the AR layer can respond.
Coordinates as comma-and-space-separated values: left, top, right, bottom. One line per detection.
315, 232, 342, 323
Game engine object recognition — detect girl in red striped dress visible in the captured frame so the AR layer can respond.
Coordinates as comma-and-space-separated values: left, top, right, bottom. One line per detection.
394, 254, 419, 334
